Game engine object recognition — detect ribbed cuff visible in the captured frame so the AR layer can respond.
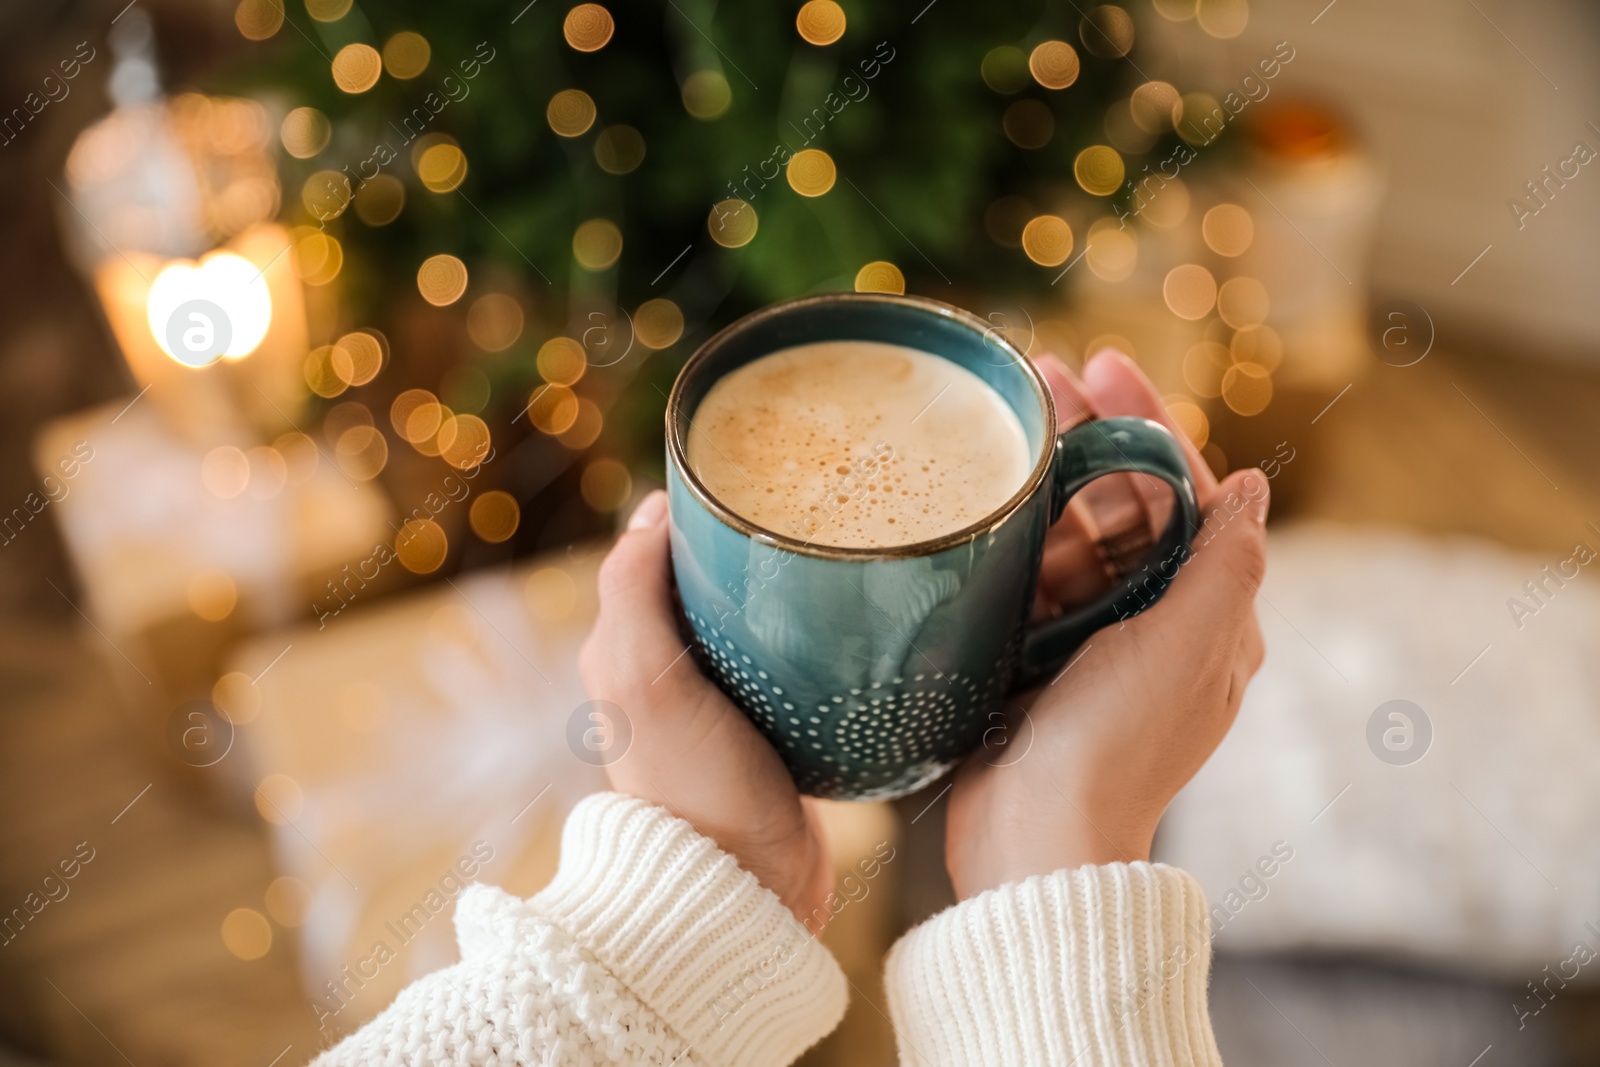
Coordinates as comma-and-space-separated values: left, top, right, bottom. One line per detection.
885, 863, 1222, 1067
530, 792, 847, 1067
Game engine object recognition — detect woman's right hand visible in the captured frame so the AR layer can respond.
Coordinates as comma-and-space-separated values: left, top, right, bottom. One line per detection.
945, 351, 1270, 899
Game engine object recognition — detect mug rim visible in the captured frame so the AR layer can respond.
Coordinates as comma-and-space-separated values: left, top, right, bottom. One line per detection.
665, 291, 1058, 561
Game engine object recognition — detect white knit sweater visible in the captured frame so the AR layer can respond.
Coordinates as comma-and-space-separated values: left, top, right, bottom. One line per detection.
311, 793, 1222, 1066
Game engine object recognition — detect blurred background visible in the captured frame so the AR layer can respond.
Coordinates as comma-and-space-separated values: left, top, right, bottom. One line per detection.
1, 0, 1598, 1063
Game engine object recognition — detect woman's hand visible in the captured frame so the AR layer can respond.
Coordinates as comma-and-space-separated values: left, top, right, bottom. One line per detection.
945, 350, 1270, 900
578, 491, 834, 926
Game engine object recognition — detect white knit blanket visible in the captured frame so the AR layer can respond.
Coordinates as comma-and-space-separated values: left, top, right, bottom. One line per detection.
1156, 522, 1600, 978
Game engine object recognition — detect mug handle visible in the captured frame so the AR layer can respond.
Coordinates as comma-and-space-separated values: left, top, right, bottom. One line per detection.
1014, 416, 1200, 689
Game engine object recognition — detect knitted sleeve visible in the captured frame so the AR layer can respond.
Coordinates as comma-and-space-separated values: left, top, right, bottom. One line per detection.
310, 792, 848, 1067
883, 862, 1223, 1067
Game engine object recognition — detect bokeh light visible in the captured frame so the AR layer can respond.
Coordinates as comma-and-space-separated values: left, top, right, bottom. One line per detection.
548, 89, 597, 137
254, 773, 303, 823
1021, 215, 1073, 266
305, 0, 352, 21
202, 446, 250, 499
187, 570, 237, 621
353, 174, 405, 225
1140, 176, 1190, 228
1080, 5, 1134, 58
1085, 219, 1137, 282
1165, 397, 1210, 450
635, 298, 684, 349
786, 149, 836, 196
1003, 100, 1055, 149
558, 398, 604, 449
301, 170, 351, 221
1217, 276, 1270, 329
265, 877, 312, 927
1175, 92, 1225, 144
438, 414, 492, 469
396, 519, 448, 573
467, 293, 525, 351
1074, 145, 1125, 196
470, 491, 521, 543
335, 424, 388, 480
526, 567, 578, 623
333, 330, 385, 386
1104, 99, 1155, 154
528, 384, 580, 434
1028, 41, 1080, 90
537, 336, 587, 385
581, 459, 632, 512
796, 0, 846, 45
1130, 81, 1179, 134
1197, 0, 1250, 39
221, 908, 272, 961
1221, 361, 1273, 415
391, 389, 437, 439
246, 446, 287, 500
572, 218, 622, 270
854, 261, 905, 294
1231, 323, 1284, 372
1202, 203, 1254, 256
280, 107, 330, 159
594, 125, 646, 174
213, 671, 261, 724
417, 143, 467, 193
417, 254, 468, 305
383, 32, 431, 78
331, 43, 382, 94
1153, 0, 1198, 19
563, 4, 615, 51
981, 46, 1030, 94
1163, 264, 1217, 320
708, 199, 758, 247
235, 0, 284, 39
682, 71, 732, 120
1182, 340, 1232, 398
439, 365, 491, 415
304, 345, 347, 399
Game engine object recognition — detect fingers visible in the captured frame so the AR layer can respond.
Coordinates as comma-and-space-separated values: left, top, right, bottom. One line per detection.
1135, 469, 1269, 653
1083, 350, 1220, 497
1036, 354, 1095, 430
579, 490, 686, 696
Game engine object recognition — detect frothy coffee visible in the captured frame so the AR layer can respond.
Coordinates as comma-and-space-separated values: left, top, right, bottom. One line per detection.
686, 341, 1033, 549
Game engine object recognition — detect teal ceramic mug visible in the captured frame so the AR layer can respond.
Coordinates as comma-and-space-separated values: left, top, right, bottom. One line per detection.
665, 293, 1199, 800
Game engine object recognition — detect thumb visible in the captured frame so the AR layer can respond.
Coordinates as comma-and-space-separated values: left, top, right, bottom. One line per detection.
1135, 468, 1269, 640
581, 490, 685, 694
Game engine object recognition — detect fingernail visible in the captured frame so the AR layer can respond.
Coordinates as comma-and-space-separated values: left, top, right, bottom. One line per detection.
628, 490, 668, 530
1244, 470, 1270, 525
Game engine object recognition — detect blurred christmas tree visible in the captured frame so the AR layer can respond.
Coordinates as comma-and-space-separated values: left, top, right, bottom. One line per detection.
220, 0, 1217, 556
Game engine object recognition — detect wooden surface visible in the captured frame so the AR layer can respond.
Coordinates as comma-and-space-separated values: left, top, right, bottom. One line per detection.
2, 342, 1599, 1064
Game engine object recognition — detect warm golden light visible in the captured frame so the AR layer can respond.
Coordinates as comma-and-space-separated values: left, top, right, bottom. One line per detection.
255, 774, 304, 823
1182, 341, 1231, 398
1028, 41, 1080, 90
405, 400, 449, 451
528, 384, 580, 434
383, 31, 431, 78
332, 43, 382, 94
187, 569, 238, 621
1074, 145, 1125, 196
391, 390, 436, 438
548, 89, 597, 137
306, 0, 352, 21
1217, 276, 1270, 329
1221, 361, 1272, 415
304, 345, 347, 399
265, 877, 312, 928
1141, 177, 1190, 229
336, 424, 388, 480
572, 219, 623, 270
564, 4, 615, 50
796, 0, 846, 44
1130, 81, 1179, 134
213, 671, 262, 724
418, 143, 468, 193
1197, 0, 1250, 39
1153, 0, 1198, 19
708, 199, 758, 247
537, 336, 588, 385
202, 446, 250, 499
301, 170, 351, 221
634, 298, 684, 349
280, 107, 330, 159
235, 0, 284, 39
1165, 397, 1210, 450
682, 71, 732, 120
1202, 203, 1254, 256
1003, 100, 1055, 149
1230, 323, 1284, 372
581, 458, 632, 512
439, 414, 492, 469
468, 293, 525, 351
396, 519, 449, 573
526, 566, 578, 622
1085, 220, 1137, 282
1022, 215, 1074, 266
1163, 264, 1217, 320
146, 251, 273, 366
470, 490, 521, 543
354, 174, 405, 226
1080, 5, 1135, 57
854, 261, 905, 294
333, 330, 384, 386
1175, 92, 1225, 144
558, 398, 604, 449
221, 908, 273, 961
787, 149, 837, 196
594, 125, 646, 174
417, 254, 468, 306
